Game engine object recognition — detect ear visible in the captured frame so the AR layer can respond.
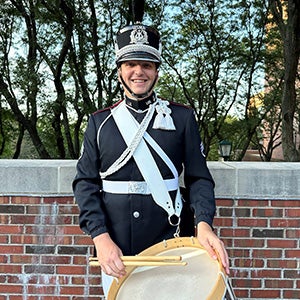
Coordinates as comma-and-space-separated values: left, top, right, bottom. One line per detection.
117, 68, 122, 83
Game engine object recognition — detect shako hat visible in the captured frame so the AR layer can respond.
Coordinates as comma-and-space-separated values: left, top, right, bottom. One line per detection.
115, 0, 162, 65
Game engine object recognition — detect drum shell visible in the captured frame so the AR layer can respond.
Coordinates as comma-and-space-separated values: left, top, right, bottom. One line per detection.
107, 237, 228, 300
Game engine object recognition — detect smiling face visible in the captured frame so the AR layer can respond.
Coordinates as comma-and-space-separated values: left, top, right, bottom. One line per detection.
118, 60, 158, 100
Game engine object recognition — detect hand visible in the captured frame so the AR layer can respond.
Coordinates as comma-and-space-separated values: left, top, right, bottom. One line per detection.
196, 222, 230, 275
93, 233, 126, 278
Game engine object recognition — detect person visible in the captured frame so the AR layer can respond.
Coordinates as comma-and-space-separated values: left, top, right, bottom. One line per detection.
73, 22, 230, 298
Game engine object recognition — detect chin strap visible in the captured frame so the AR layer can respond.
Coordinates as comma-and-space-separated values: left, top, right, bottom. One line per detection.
120, 74, 158, 100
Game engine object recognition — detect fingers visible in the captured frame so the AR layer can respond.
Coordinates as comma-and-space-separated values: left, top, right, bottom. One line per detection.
93, 233, 126, 278
201, 238, 230, 275
196, 222, 230, 275
100, 257, 126, 278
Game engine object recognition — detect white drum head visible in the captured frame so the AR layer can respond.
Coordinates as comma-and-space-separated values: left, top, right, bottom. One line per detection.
108, 238, 227, 300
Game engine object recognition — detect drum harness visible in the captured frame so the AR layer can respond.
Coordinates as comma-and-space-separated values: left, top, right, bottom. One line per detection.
99, 95, 183, 236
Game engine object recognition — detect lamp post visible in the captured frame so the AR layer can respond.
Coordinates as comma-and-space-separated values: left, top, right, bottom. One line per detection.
219, 140, 232, 161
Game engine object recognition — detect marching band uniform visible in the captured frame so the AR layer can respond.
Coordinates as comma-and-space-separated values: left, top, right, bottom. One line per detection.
73, 94, 216, 255
73, 19, 219, 298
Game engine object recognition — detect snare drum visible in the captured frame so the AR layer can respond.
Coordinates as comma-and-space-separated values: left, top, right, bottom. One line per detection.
107, 237, 236, 300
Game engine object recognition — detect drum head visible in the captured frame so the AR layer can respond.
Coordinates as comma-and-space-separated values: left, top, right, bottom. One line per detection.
108, 237, 226, 300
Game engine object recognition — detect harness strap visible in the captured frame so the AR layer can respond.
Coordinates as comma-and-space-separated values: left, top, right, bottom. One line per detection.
106, 100, 182, 222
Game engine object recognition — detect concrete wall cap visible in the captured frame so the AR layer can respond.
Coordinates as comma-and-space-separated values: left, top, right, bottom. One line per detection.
0, 160, 299, 199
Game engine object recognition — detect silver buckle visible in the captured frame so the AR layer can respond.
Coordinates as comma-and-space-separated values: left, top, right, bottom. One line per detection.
128, 182, 148, 194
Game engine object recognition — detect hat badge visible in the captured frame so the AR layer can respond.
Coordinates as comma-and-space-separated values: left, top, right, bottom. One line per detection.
130, 26, 149, 45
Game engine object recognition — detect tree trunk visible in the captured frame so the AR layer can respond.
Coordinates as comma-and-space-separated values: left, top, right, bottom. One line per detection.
270, 0, 300, 161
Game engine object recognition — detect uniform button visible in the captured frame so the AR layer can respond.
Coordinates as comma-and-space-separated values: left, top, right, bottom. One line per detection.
133, 211, 140, 218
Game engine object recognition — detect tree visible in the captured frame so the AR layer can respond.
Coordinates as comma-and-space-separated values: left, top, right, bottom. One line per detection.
0, 0, 123, 158
269, 0, 300, 161
0, 0, 298, 161
157, 0, 270, 159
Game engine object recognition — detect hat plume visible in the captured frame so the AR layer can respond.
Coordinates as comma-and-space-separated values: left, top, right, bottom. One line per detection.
131, 0, 145, 23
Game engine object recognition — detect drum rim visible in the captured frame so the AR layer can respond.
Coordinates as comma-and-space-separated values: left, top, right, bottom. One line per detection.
107, 237, 226, 300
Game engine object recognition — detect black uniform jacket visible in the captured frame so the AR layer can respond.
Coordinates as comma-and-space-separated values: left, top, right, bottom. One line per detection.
73, 96, 216, 255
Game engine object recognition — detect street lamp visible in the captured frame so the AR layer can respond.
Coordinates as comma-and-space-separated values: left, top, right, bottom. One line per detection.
219, 140, 232, 161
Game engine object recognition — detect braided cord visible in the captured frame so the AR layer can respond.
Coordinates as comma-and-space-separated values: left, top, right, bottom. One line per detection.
100, 100, 157, 179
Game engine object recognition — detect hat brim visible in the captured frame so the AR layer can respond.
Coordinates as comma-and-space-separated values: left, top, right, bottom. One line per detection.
117, 52, 161, 64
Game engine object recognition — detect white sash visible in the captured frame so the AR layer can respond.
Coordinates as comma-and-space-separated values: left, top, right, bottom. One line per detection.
109, 101, 182, 224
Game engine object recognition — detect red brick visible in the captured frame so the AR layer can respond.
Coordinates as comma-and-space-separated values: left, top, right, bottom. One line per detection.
74, 235, 94, 245
11, 215, 39, 224
228, 248, 250, 258
267, 259, 297, 268
251, 269, 281, 278
220, 228, 250, 237
0, 245, 23, 254
0, 284, 23, 293
26, 204, 51, 214
60, 286, 86, 295
0, 275, 5, 283
0, 196, 10, 204
232, 278, 261, 288
237, 199, 269, 207
60, 225, 84, 235
283, 289, 300, 299
286, 229, 300, 238
272, 200, 300, 207
284, 269, 299, 278
0, 225, 23, 234
213, 218, 233, 227
234, 258, 264, 268
24, 225, 56, 235
230, 269, 249, 278
73, 255, 90, 265
72, 297, 100, 300
216, 199, 235, 206
253, 208, 284, 217
267, 239, 298, 248
27, 284, 56, 294
253, 249, 283, 258
265, 279, 294, 288
89, 285, 105, 296
85, 276, 101, 285
43, 196, 74, 204
0, 255, 8, 263
41, 255, 72, 265
251, 289, 281, 298
285, 208, 300, 217
0, 235, 8, 244
234, 289, 249, 298
270, 218, 300, 227
10, 196, 41, 204
285, 249, 300, 258
40, 297, 70, 300
234, 238, 264, 248
238, 218, 268, 227
0, 215, 9, 224
10, 254, 39, 264
10, 297, 39, 300
57, 265, 86, 275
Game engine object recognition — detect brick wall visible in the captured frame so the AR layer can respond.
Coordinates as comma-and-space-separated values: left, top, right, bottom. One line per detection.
0, 195, 101, 300
214, 198, 300, 300
1, 196, 299, 300
0, 160, 299, 299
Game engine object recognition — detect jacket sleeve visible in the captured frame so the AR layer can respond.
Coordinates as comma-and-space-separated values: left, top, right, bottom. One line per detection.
72, 114, 107, 238
183, 110, 216, 228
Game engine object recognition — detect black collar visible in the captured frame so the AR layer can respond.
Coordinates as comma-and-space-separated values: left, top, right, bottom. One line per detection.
125, 94, 156, 111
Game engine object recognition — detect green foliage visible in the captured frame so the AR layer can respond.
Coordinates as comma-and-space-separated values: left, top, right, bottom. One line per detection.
0, 0, 298, 161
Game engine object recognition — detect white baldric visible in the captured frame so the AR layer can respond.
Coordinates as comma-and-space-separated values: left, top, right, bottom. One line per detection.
101, 99, 182, 225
